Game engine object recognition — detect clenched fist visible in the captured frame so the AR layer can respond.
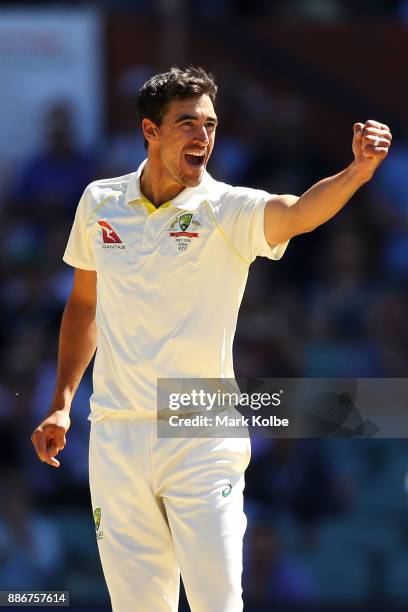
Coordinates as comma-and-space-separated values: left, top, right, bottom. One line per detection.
352, 119, 392, 180
31, 410, 70, 468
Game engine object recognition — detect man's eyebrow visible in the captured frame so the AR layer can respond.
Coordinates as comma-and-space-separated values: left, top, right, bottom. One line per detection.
175, 114, 218, 124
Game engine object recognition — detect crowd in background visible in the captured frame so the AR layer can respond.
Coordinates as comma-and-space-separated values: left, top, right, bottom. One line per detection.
1, 2, 408, 610
95, 0, 408, 24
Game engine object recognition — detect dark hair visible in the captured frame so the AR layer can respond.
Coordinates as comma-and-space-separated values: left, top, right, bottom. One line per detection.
136, 66, 217, 148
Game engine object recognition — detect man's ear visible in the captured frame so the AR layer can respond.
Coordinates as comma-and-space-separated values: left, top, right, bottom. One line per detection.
142, 118, 159, 146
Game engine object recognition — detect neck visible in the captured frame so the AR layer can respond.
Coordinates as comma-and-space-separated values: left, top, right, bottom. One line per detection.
140, 158, 185, 207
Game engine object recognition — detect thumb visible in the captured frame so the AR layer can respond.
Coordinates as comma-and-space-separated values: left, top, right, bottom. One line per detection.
353, 122, 364, 140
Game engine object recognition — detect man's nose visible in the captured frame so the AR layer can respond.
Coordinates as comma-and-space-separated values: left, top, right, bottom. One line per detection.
193, 125, 209, 144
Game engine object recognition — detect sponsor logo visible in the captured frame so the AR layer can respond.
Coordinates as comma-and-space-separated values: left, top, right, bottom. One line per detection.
98, 220, 126, 249
93, 507, 104, 540
167, 213, 201, 252
221, 484, 232, 497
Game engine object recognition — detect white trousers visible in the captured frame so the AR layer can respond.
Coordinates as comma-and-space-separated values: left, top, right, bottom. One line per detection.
89, 419, 251, 612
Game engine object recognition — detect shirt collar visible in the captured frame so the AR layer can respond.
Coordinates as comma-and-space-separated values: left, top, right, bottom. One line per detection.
125, 159, 214, 211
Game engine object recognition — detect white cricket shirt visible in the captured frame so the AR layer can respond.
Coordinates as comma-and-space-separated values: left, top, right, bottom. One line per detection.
63, 160, 289, 420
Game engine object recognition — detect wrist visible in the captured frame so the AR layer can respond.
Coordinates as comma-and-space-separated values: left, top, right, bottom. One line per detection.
49, 389, 73, 415
349, 159, 375, 184
48, 405, 71, 419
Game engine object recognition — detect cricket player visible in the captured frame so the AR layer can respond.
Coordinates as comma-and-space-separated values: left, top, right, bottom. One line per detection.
31, 67, 392, 611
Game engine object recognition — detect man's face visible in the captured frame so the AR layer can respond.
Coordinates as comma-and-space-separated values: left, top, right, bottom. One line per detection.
155, 94, 217, 188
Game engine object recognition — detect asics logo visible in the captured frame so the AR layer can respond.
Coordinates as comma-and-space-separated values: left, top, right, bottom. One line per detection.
222, 484, 232, 497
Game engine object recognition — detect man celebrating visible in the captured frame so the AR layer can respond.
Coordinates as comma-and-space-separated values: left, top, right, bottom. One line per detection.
32, 67, 392, 611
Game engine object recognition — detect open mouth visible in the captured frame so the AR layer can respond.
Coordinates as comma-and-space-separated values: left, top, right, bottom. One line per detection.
184, 151, 206, 167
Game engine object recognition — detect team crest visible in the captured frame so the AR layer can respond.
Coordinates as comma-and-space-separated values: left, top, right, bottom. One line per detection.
179, 213, 193, 231
167, 214, 201, 252
93, 507, 103, 540
94, 508, 101, 531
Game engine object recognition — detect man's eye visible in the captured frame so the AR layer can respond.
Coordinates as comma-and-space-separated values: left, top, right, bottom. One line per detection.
183, 121, 194, 127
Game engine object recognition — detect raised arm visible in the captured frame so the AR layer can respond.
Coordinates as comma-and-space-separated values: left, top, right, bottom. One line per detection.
264, 120, 392, 246
31, 268, 97, 467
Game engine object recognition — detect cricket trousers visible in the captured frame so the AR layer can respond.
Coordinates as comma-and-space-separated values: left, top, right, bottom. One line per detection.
89, 418, 251, 612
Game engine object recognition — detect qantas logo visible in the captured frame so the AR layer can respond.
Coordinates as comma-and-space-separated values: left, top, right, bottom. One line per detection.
98, 220, 122, 243
98, 220, 126, 249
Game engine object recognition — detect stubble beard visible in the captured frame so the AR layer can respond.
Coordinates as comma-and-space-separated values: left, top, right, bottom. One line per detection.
161, 149, 205, 189
171, 163, 203, 188
180, 174, 202, 187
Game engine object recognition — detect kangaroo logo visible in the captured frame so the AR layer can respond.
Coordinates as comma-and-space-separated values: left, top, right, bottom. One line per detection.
98, 220, 122, 243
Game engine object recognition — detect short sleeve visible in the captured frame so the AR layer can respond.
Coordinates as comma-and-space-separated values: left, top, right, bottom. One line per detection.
63, 186, 96, 270
216, 186, 289, 263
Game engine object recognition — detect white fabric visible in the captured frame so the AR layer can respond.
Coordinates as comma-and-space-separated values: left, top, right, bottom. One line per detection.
63, 160, 289, 421
89, 419, 250, 612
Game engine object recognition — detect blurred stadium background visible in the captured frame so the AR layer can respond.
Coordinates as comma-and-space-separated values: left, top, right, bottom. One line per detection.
1, 1, 408, 610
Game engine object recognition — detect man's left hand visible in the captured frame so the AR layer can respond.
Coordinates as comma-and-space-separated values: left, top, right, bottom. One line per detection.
352, 119, 392, 181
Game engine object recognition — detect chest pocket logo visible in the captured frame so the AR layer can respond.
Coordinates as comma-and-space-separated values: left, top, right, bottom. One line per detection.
167, 213, 201, 252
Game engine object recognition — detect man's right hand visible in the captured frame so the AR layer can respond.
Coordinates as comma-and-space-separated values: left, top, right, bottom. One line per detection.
31, 410, 71, 468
